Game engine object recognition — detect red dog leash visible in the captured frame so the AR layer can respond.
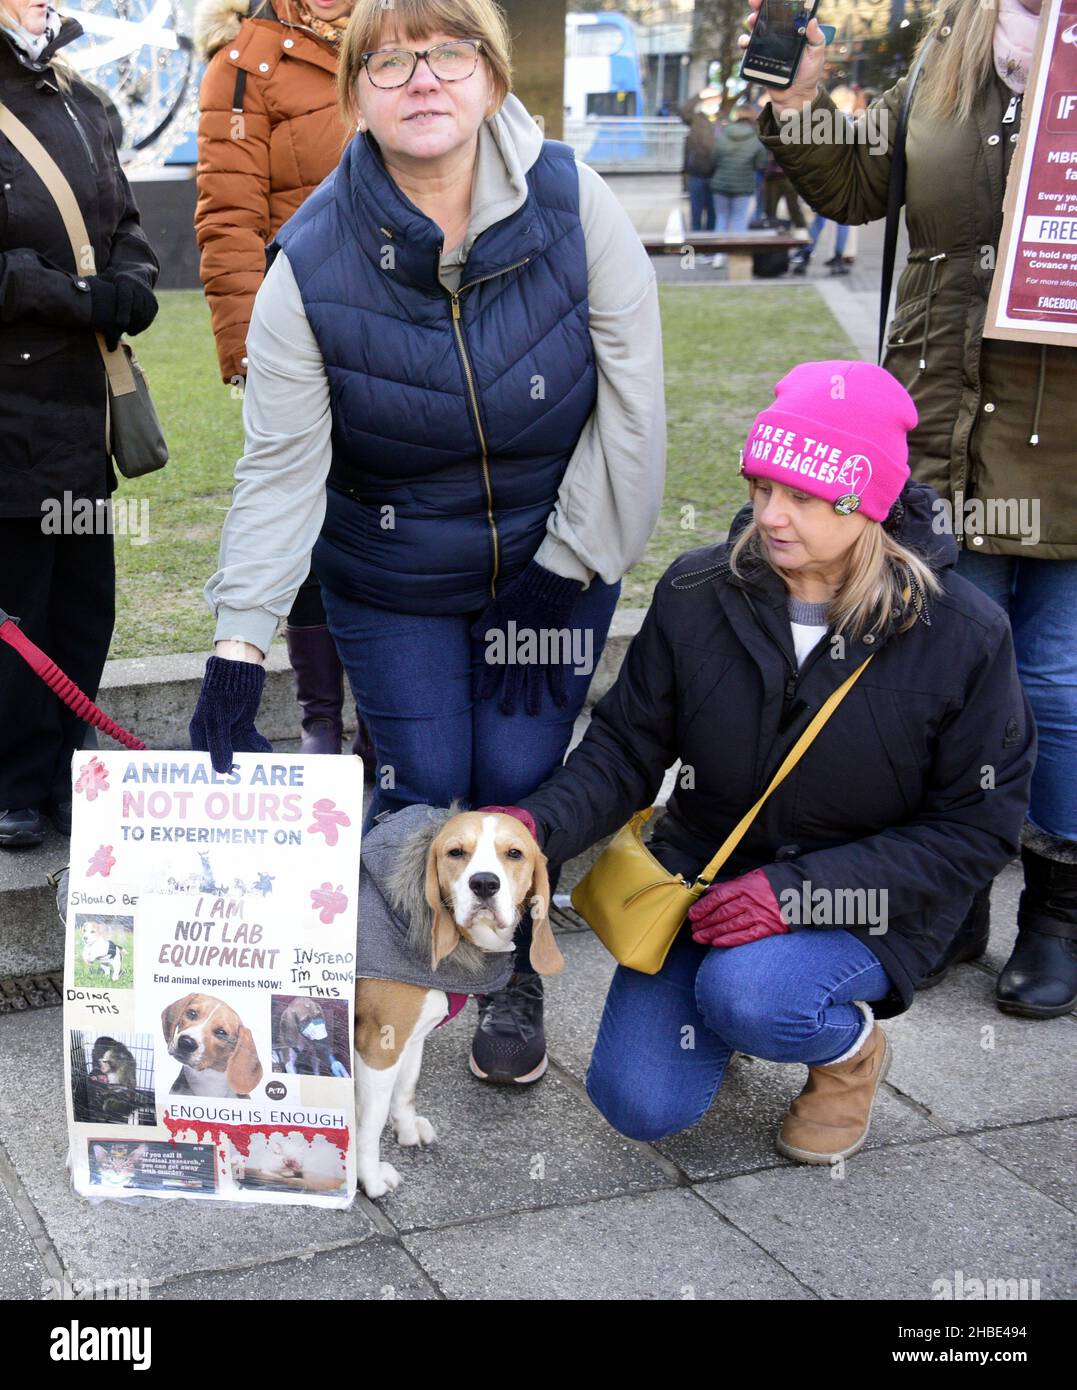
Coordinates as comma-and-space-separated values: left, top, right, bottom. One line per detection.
0, 606, 145, 751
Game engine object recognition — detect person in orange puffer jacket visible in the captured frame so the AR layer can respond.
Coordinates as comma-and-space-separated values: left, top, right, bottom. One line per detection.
194, 0, 374, 767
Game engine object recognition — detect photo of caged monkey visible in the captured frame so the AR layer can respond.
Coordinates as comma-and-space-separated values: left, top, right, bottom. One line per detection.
70, 1031, 156, 1126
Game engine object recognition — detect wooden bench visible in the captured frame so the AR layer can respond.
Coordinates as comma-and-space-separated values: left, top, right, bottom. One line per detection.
641, 232, 804, 282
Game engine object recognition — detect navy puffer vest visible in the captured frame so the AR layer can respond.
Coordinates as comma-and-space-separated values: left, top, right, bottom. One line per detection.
274, 129, 597, 615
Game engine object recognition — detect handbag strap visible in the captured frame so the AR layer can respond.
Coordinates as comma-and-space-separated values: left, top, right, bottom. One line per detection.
696, 655, 875, 886
0, 99, 135, 398
878, 33, 935, 365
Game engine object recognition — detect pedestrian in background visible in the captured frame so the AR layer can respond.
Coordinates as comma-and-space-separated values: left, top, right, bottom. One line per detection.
0, 0, 158, 848
708, 102, 769, 266
679, 84, 720, 232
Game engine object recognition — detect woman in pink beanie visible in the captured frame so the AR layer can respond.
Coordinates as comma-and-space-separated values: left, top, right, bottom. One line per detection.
491, 359, 1036, 1163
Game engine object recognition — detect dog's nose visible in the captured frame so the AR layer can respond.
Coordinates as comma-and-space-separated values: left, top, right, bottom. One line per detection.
469, 872, 500, 899
176, 1035, 198, 1054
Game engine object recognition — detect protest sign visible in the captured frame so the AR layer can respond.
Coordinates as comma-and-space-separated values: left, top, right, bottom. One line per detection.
986, 0, 1077, 345
63, 751, 362, 1206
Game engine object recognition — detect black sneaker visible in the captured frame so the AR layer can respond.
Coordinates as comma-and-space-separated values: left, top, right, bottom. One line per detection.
0, 808, 45, 848
469, 972, 548, 1084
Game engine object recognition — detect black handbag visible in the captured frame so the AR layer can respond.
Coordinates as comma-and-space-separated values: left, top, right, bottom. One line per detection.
0, 100, 168, 477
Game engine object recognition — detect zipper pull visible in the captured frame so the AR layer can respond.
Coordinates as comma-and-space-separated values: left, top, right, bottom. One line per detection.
450, 294, 461, 321
1002, 95, 1020, 124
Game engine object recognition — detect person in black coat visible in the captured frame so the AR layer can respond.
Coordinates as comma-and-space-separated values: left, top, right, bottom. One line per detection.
502, 360, 1035, 1163
0, 2, 159, 846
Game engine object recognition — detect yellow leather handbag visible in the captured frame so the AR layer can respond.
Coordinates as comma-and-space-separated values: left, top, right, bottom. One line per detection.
571, 657, 874, 974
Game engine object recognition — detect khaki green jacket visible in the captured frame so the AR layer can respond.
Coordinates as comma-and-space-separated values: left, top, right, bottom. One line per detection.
759, 22, 1074, 559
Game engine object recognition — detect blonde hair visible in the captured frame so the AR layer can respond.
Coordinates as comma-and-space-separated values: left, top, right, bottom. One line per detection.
913, 0, 997, 124
337, 0, 512, 129
0, 0, 75, 89
729, 503, 942, 641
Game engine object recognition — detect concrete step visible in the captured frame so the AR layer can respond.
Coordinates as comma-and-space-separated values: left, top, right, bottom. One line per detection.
0, 610, 646, 975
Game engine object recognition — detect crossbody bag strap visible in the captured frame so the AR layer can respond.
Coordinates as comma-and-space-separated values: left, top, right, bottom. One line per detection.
878, 34, 935, 365
0, 99, 135, 401
695, 655, 875, 886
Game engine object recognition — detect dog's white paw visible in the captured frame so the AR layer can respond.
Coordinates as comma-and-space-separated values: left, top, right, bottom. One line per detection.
359, 1161, 403, 1199
393, 1114, 437, 1148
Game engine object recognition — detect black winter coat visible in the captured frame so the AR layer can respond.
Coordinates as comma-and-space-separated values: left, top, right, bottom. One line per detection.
520, 484, 1035, 1017
0, 19, 158, 517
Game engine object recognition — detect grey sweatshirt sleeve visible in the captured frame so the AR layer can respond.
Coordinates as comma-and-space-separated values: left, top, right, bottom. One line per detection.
203, 251, 332, 654
534, 160, 667, 587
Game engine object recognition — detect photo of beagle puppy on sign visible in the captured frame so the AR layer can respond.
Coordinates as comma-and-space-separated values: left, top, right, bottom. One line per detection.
162, 993, 263, 1098
354, 806, 564, 1200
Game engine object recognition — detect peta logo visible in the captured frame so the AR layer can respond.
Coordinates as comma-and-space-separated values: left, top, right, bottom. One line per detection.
50, 1321, 151, 1370
834, 453, 873, 494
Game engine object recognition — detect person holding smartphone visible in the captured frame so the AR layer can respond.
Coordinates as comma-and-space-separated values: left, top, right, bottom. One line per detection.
747, 0, 1077, 1020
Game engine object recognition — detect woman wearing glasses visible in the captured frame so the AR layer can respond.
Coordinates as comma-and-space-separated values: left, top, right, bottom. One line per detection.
191, 0, 666, 1085
194, 0, 377, 770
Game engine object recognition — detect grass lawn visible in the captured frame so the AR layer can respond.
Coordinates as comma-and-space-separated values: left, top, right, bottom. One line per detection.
115, 284, 855, 659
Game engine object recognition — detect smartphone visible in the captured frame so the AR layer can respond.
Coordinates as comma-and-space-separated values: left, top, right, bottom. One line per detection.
740, 0, 821, 89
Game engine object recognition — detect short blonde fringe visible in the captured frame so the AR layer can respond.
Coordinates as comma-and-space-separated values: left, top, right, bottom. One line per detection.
337, 0, 512, 129
729, 507, 942, 641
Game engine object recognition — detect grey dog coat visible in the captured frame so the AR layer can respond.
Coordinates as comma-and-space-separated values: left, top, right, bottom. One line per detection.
356, 804, 517, 996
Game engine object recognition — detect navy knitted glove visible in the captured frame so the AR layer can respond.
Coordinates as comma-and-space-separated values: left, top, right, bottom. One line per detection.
189, 657, 273, 774
469, 560, 584, 717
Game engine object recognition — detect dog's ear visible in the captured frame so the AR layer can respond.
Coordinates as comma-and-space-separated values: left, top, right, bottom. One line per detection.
425, 841, 461, 970
227, 1025, 263, 1096
161, 993, 195, 1043
527, 852, 564, 976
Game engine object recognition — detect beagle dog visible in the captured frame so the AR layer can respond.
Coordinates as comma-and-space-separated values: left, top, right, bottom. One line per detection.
162, 993, 263, 1098
355, 810, 563, 1200
81, 919, 124, 982
277, 997, 350, 1078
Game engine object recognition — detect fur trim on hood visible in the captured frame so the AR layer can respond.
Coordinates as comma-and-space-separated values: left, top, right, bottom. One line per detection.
195, 0, 251, 60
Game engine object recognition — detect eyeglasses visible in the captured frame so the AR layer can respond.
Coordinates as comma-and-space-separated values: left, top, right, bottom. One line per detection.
360, 39, 483, 89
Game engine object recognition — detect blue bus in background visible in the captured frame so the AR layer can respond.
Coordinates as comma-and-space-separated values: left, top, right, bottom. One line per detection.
564, 10, 646, 164
564, 10, 644, 119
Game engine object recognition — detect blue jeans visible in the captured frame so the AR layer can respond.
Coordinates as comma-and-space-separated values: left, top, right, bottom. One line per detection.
955, 552, 1077, 839
713, 193, 753, 233
322, 576, 621, 967
688, 175, 715, 232
586, 929, 892, 1142
809, 214, 849, 257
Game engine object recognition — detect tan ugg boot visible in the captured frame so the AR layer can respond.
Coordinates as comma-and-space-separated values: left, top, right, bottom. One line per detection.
775, 1017, 891, 1165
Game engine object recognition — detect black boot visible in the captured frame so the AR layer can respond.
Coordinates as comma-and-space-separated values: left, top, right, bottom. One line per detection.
919, 886, 991, 989
996, 838, 1077, 1019
284, 624, 344, 755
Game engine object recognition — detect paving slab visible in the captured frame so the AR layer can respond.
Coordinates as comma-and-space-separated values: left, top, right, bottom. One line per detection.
697, 1136, 1076, 1301
0, 1180, 49, 1299
544, 929, 941, 1179
153, 1237, 436, 1300
403, 1187, 813, 1300
366, 1001, 674, 1232
967, 1119, 1077, 1215
885, 969, 1077, 1131
0, 1009, 378, 1283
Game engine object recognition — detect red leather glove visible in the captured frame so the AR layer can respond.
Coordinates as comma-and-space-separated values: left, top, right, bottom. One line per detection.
687, 868, 789, 948
477, 804, 540, 844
